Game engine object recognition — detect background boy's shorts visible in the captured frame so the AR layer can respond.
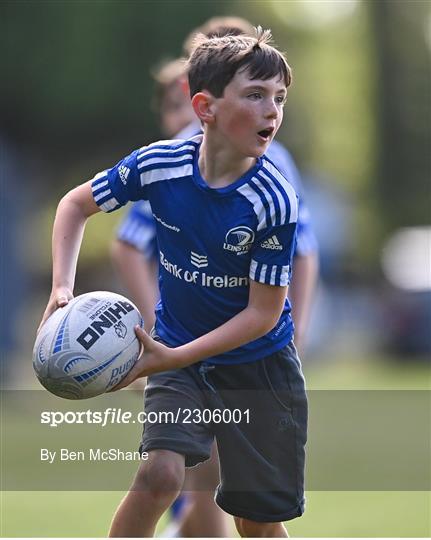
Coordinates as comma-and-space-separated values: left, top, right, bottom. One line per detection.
140, 341, 308, 523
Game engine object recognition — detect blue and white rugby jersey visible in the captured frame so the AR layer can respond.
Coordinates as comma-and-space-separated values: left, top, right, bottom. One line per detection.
117, 125, 316, 260
92, 135, 298, 364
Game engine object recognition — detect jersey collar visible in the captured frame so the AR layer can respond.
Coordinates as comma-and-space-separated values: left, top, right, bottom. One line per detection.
191, 138, 262, 196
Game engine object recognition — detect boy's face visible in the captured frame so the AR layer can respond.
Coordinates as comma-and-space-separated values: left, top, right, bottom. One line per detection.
161, 80, 195, 138
211, 69, 287, 158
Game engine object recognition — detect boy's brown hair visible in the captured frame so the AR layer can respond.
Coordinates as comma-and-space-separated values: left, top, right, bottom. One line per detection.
182, 16, 255, 56
152, 58, 187, 86
187, 27, 292, 99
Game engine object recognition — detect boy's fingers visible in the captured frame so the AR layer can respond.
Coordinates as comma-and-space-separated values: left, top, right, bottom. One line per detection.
37, 293, 73, 335
109, 328, 155, 391
135, 325, 148, 339
134, 326, 153, 348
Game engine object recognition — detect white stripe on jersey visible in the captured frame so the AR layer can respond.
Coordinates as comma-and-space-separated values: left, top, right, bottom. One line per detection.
237, 184, 267, 231
249, 176, 278, 227
250, 259, 290, 286
92, 175, 121, 213
249, 259, 258, 280
270, 266, 277, 285
258, 169, 289, 226
93, 189, 110, 202
140, 163, 193, 186
137, 143, 197, 161
137, 154, 193, 169
259, 264, 268, 282
262, 159, 298, 223
138, 139, 180, 153
93, 179, 109, 190
92, 170, 108, 182
280, 265, 290, 286
100, 197, 120, 212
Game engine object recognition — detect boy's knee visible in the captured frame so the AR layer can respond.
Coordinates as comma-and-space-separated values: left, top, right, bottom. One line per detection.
235, 517, 284, 538
234, 516, 244, 536
132, 450, 185, 501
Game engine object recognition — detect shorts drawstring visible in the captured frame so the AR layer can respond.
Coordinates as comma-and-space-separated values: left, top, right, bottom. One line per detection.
198, 363, 216, 393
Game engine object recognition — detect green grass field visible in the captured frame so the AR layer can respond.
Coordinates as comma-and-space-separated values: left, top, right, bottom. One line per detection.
1, 354, 430, 537
1, 490, 429, 537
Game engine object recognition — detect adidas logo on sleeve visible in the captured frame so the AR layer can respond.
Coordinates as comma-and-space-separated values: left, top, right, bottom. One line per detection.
118, 166, 130, 185
261, 235, 283, 250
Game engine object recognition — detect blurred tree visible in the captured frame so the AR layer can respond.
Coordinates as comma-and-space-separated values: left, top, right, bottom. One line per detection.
2, 0, 429, 266
244, 0, 379, 263
1, 1, 218, 161
369, 0, 431, 230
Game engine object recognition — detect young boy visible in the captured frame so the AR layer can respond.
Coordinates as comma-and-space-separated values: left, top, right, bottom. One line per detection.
41, 29, 307, 537
115, 50, 318, 353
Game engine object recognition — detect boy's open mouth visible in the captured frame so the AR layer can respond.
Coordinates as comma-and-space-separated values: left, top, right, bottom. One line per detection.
257, 128, 274, 140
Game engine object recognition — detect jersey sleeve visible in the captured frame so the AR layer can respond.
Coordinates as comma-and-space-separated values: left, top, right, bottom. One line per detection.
91, 139, 198, 213
247, 180, 298, 287
91, 149, 146, 213
250, 221, 297, 287
116, 201, 157, 260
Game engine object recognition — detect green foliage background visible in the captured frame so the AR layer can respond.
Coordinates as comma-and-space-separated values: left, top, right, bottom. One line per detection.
2, 0, 430, 269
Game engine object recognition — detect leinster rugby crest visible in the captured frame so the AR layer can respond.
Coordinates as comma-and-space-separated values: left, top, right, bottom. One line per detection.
223, 226, 255, 255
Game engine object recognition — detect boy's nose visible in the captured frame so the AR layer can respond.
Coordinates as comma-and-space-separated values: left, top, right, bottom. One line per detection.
265, 100, 279, 119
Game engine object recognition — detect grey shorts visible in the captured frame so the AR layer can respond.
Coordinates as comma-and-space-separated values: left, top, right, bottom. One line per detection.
140, 341, 308, 523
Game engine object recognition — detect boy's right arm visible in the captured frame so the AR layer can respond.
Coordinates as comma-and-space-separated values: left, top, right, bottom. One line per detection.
38, 180, 100, 331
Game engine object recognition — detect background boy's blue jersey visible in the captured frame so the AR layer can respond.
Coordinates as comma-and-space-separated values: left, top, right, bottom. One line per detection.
92, 135, 298, 364
267, 140, 317, 256
116, 200, 158, 260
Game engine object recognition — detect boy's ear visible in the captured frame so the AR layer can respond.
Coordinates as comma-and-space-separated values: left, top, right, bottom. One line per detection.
191, 91, 216, 125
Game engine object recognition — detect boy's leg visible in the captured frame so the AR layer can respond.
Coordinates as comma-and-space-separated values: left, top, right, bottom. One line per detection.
234, 516, 288, 537
129, 361, 214, 536
179, 444, 230, 537
109, 449, 185, 537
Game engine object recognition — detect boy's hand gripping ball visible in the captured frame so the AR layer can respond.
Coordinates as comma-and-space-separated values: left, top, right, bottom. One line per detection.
33, 291, 143, 399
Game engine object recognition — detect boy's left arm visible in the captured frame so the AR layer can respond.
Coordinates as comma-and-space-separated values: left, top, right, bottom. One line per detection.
289, 251, 318, 352
114, 280, 287, 389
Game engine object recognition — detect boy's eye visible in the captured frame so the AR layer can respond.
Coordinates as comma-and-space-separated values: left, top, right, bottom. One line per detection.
276, 96, 286, 105
248, 92, 262, 100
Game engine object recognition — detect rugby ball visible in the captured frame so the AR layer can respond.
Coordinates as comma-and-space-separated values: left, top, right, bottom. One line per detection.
33, 291, 143, 399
